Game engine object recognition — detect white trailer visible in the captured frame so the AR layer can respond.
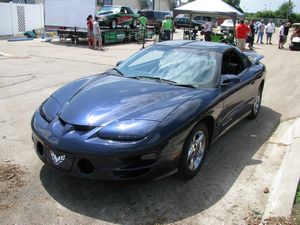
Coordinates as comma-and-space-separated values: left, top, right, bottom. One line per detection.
44, 0, 96, 29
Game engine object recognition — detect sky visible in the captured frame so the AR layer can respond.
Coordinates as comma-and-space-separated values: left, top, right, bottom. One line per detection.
240, 0, 300, 13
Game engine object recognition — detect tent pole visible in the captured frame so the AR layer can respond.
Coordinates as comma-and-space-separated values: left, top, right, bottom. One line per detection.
189, 14, 192, 40
232, 15, 236, 45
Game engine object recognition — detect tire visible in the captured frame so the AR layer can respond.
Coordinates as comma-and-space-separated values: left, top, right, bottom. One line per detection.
111, 19, 117, 29
131, 19, 137, 28
247, 86, 263, 120
178, 122, 208, 179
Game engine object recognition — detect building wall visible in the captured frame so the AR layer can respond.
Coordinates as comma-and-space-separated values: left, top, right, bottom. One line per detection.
0, 2, 44, 35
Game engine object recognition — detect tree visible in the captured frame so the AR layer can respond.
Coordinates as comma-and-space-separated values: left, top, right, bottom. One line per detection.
223, 0, 243, 12
223, 0, 240, 9
275, 1, 295, 18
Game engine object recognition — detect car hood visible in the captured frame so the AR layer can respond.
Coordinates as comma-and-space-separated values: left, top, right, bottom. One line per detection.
58, 75, 199, 126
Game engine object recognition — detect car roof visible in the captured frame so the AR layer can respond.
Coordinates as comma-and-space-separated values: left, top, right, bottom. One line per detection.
155, 40, 233, 53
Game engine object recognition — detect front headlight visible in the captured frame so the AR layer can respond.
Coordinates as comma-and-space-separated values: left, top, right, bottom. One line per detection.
40, 97, 61, 122
98, 120, 159, 141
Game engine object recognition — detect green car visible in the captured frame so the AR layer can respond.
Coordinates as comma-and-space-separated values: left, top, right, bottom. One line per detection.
96, 5, 139, 29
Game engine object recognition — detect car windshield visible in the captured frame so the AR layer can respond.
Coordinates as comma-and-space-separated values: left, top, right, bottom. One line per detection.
99, 5, 120, 14
223, 19, 233, 25
117, 45, 221, 88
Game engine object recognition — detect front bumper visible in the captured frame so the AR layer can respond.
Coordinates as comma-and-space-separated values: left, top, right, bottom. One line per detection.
290, 42, 300, 50
31, 110, 181, 181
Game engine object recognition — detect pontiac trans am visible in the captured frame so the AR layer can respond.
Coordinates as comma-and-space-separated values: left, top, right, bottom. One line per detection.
31, 41, 266, 181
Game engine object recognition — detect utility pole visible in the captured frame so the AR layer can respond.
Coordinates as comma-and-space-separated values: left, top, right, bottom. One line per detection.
287, 0, 291, 19
153, 0, 155, 10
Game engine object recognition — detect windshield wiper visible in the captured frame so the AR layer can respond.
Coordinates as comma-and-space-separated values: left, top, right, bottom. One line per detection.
132, 75, 162, 82
172, 83, 196, 88
112, 68, 124, 76
132, 75, 196, 88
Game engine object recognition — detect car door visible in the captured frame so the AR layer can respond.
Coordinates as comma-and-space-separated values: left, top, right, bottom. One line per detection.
119, 7, 132, 26
217, 49, 253, 134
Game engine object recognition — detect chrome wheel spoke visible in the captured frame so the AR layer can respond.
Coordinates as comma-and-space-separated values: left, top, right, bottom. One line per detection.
187, 131, 206, 171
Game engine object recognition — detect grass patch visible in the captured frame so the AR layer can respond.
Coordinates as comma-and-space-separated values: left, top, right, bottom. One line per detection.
296, 183, 300, 204
291, 182, 300, 225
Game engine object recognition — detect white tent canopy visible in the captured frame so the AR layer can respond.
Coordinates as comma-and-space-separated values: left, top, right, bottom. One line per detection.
173, 0, 244, 20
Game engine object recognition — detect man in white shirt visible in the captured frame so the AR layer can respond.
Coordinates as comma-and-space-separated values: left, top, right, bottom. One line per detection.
203, 17, 213, 41
265, 20, 275, 44
278, 22, 285, 49
256, 19, 265, 44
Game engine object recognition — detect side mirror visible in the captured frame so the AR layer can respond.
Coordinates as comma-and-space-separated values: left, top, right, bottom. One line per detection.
220, 74, 240, 86
116, 60, 124, 66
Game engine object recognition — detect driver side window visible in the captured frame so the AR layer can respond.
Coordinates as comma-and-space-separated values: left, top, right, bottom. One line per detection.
221, 50, 246, 75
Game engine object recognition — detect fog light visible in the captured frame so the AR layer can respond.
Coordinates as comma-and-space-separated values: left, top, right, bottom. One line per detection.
140, 153, 157, 160
78, 159, 94, 174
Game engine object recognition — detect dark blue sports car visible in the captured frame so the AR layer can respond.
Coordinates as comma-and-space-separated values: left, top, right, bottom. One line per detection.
31, 41, 266, 181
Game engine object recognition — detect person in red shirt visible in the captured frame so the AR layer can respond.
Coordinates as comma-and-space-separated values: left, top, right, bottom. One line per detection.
235, 20, 250, 51
86, 15, 94, 49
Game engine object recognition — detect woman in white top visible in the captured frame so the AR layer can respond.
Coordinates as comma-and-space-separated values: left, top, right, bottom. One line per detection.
265, 20, 276, 44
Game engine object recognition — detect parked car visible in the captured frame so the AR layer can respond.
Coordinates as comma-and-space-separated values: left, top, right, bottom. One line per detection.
290, 23, 300, 51
96, 5, 139, 29
137, 10, 171, 27
32, 41, 266, 181
220, 19, 234, 33
174, 16, 204, 29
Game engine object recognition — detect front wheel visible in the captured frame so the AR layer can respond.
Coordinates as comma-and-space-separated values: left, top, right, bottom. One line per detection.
111, 19, 117, 29
131, 19, 137, 28
178, 122, 208, 179
247, 86, 262, 120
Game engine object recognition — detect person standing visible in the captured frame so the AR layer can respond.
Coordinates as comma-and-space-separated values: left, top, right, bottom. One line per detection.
139, 15, 148, 43
161, 15, 172, 41
248, 20, 256, 50
265, 20, 275, 44
256, 19, 265, 44
278, 22, 285, 49
93, 16, 103, 50
235, 20, 250, 51
86, 15, 94, 49
283, 21, 292, 47
203, 17, 213, 41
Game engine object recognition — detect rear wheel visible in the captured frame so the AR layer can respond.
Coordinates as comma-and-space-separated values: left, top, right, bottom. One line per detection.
178, 122, 208, 179
247, 86, 262, 119
111, 19, 117, 29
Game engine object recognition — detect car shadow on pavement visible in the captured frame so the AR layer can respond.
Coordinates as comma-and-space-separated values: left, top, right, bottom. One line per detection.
40, 106, 281, 225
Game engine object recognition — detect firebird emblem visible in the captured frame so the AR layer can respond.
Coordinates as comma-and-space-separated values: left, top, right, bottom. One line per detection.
50, 150, 65, 165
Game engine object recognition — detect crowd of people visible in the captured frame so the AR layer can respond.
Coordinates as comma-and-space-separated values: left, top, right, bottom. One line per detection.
235, 19, 292, 51
86, 13, 297, 52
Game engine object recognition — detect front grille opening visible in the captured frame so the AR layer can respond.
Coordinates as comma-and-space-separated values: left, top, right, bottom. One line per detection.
113, 168, 151, 179
59, 117, 95, 132
36, 142, 44, 156
72, 124, 95, 132
77, 159, 95, 174
119, 154, 157, 169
